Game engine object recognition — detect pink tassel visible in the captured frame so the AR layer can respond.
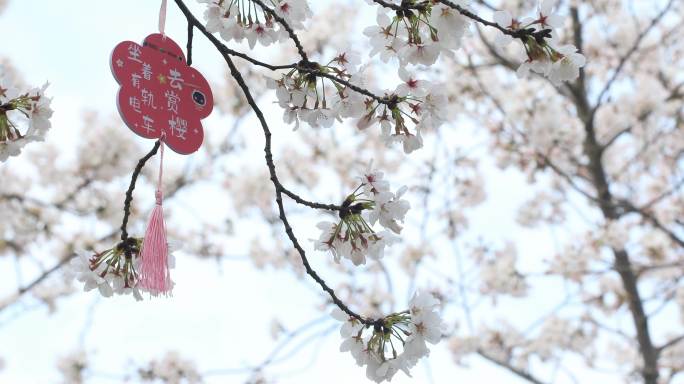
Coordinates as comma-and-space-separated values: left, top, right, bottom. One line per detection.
139, 138, 172, 296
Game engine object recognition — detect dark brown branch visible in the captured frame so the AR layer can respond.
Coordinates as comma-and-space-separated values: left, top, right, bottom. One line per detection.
474, 24, 572, 96
0, 255, 74, 312
477, 351, 546, 384
216, 46, 294, 71
251, 0, 309, 62
280, 187, 343, 211
3, 178, 94, 216
464, 54, 598, 204
641, 177, 684, 209
619, 200, 684, 248
612, 249, 659, 384
294, 67, 389, 105
370, 0, 552, 43
1, 149, 206, 314
173, 1, 390, 106
469, 4, 670, 382
581, 99, 660, 384
368, 0, 408, 11
167, 1, 293, 71
569, 6, 588, 107
582, 77, 660, 384
120, 140, 160, 241
438, 0, 527, 38
0, 168, 205, 313
601, 126, 631, 149
172, 0, 372, 325
657, 334, 684, 354
540, 155, 600, 203
474, 0, 498, 12
172, 3, 359, 211
54, 178, 94, 210
187, 20, 194, 66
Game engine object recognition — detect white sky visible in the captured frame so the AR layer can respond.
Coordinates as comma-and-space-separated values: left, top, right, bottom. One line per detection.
0, 1, 672, 383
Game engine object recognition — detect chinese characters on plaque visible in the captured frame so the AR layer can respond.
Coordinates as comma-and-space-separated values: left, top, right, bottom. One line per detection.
111, 33, 213, 154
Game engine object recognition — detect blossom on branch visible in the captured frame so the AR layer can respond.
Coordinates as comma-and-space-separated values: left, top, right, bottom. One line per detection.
363, 1, 472, 66
314, 165, 409, 265
333, 290, 444, 383
137, 352, 202, 383
200, 0, 312, 49
69, 239, 179, 300
493, 0, 586, 85
0, 73, 53, 162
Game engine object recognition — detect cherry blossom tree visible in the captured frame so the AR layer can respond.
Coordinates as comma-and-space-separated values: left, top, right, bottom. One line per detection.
1, 0, 682, 383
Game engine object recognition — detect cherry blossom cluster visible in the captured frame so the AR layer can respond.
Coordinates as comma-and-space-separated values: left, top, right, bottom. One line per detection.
0, 76, 53, 162
69, 239, 177, 300
363, 0, 471, 66
314, 165, 409, 265
137, 352, 202, 383
266, 53, 363, 130
196, 0, 586, 156
55, 350, 203, 383
493, 0, 586, 85
268, 62, 447, 153
200, 0, 312, 49
56, 350, 88, 384
332, 290, 443, 383
358, 68, 448, 154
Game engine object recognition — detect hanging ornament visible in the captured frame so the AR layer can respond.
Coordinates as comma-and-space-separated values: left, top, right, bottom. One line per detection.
110, 33, 213, 154
109, 0, 213, 296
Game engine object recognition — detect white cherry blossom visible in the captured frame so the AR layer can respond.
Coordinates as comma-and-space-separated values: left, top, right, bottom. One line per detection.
396, 67, 429, 98
0, 78, 53, 162
333, 290, 443, 383
537, 0, 564, 29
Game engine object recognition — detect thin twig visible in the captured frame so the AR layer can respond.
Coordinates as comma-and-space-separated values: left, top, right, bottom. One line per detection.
0, 256, 74, 312
120, 140, 161, 241
280, 187, 343, 211
619, 200, 684, 248
187, 20, 194, 66
477, 350, 547, 384
251, 0, 309, 62
172, 0, 373, 325
590, 0, 675, 120
657, 334, 684, 354
369, 0, 552, 42
174, 0, 413, 107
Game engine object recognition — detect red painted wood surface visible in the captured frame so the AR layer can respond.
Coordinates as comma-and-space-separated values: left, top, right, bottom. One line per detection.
111, 33, 213, 155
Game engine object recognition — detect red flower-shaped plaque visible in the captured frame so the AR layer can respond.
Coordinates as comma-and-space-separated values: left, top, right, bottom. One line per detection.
111, 33, 213, 154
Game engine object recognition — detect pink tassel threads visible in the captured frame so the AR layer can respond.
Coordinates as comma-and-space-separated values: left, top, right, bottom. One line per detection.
138, 138, 172, 296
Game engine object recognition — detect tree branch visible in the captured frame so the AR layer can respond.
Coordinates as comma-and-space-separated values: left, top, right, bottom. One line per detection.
619, 200, 684, 248
590, 0, 675, 120
657, 334, 684, 354
186, 20, 194, 66
119, 140, 160, 242
280, 187, 343, 211
173, 1, 391, 107
369, 0, 553, 43
172, 0, 372, 325
477, 350, 546, 384
251, 0, 309, 62
582, 82, 660, 384
0, 162, 215, 313
0, 255, 74, 312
